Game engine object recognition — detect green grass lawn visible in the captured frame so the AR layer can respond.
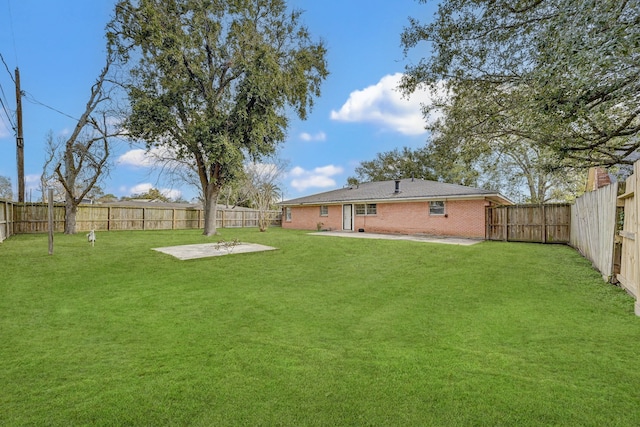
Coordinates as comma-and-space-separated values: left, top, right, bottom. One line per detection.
1, 228, 639, 426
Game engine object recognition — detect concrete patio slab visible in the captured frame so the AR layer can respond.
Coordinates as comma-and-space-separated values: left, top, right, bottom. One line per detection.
309, 231, 481, 246
153, 242, 277, 260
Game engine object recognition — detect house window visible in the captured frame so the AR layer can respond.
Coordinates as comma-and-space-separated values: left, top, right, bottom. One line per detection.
429, 201, 445, 215
355, 203, 377, 215
320, 205, 328, 216
285, 207, 292, 221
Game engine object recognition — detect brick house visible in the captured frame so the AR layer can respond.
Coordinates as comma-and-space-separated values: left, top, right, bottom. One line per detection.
279, 178, 512, 239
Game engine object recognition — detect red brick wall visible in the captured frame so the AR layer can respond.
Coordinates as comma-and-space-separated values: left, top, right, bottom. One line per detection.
282, 199, 489, 238
283, 204, 343, 231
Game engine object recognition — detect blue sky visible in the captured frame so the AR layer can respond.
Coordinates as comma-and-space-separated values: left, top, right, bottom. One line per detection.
0, 0, 439, 202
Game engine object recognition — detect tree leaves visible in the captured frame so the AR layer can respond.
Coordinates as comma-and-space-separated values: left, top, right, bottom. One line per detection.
401, 0, 640, 167
110, 0, 328, 234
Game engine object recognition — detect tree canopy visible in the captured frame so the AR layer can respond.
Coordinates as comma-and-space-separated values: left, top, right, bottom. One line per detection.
126, 188, 173, 202
0, 176, 12, 200
109, 0, 328, 235
401, 0, 640, 168
349, 147, 438, 184
427, 120, 586, 203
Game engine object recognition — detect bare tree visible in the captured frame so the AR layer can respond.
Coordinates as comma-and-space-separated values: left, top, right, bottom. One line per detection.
0, 176, 12, 200
140, 146, 203, 202
243, 159, 287, 232
43, 55, 122, 233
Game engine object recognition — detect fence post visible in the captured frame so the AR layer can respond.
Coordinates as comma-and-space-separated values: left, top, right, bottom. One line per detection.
503, 207, 508, 242
4, 200, 9, 239
485, 206, 490, 240
635, 162, 640, 315
9, 201, 12, 238
48, 188, 54, 255
541, 204, 547, 244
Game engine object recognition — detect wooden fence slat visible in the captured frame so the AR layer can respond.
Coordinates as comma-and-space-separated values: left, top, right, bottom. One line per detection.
617, 161, 640, 315
0, 198, 14, 242
8, 203, 281, 234
570, 183, 618, 282
486, 204, 571, 243
635, 159, 640, 315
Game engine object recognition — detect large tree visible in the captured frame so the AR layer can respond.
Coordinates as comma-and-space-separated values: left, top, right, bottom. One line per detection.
426, 96, 587, 203
349, 145, 482, 188
349, 146, 438, 184
401, 0, 640, 168
109, 0, 328, 235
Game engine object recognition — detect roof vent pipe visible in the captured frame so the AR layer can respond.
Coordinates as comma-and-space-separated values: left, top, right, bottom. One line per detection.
394, 179, 401, 193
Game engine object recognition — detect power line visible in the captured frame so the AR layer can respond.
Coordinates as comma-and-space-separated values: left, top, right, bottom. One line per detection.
0, 93, 16, 130
0, 52, 17, 130
23, 91, 79, 121
5, 0, 19, 65
0, 79, 10, 106
0, 79, 15, 126
0, 52, 15, 83
0, 104, 12, 134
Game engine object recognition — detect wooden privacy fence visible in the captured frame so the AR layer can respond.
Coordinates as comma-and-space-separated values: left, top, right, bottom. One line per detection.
618, 161, 640, 315
0, 198, 15, 242
569, 182, 619, 281
10, 203, 281, 234
486, 204, 571, 243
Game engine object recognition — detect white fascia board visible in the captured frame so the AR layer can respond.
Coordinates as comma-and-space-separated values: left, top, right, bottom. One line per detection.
281, 194, 510, 206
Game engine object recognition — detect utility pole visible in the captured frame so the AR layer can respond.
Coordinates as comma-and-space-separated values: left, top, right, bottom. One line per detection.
15, 67, 24, 203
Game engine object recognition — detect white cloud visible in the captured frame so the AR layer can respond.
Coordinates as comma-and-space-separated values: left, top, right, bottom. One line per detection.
288, 164, 344, 192
161, 188, 182, 200
125, 183, 182, 200
246, 162, 277, 176
289, 166, 306, 177
314, 165, 343, 176
24, 174, 41, 197
299, 131, 326, 142
25, 174, 41, 185
118, 148, 155, 167
118, 146, 178, 168
58, 128, 71, 137
330, 73, 443, 135
129, 183, 153, 194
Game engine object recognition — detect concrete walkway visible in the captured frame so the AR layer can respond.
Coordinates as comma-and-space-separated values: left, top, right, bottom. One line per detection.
309, 231, 481, 246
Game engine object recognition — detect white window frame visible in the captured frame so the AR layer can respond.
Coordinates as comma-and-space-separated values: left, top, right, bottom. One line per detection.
320, 205, 328, 216
355, 203, 377, 216
429, 201, 445, 216
285, 207, 292, 222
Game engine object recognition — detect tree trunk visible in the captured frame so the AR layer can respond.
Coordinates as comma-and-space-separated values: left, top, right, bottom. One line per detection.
202, 183, 220, 236
64, 199, 78, 234
258, 211, 268, 232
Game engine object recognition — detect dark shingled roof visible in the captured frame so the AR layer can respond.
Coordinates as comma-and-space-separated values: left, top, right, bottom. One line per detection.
280, 178, 512, 205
